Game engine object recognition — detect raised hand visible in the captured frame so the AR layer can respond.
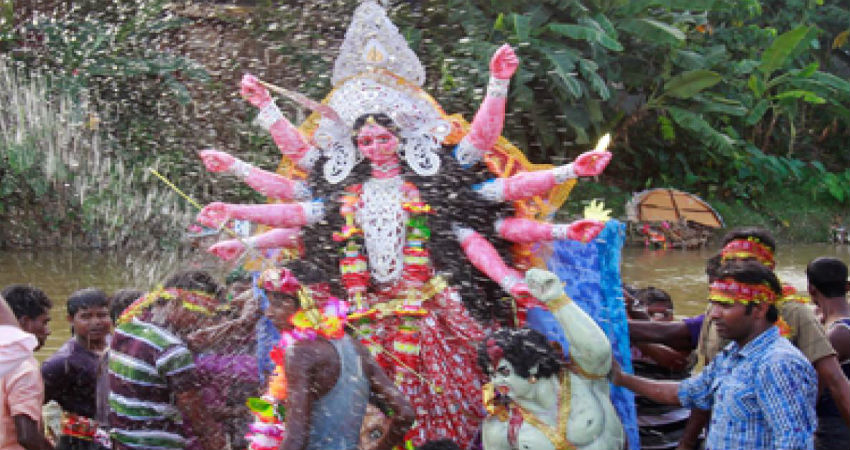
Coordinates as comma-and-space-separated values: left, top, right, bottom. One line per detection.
240, 73, 272, 108
565, 219, 605, 243
573, 150, 612, 177
490, 44, 519, 80
208, 239, 246, 261
525, 268, 564, 303
196, 202, 231, 229
199, 149, 236, 173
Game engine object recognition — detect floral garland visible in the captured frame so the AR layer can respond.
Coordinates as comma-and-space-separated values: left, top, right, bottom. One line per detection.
334, 182, 435, 315
720, 237, 775, 268
246, 285, 350, 450
708, 278, 777, 304
115, 287, 217, 325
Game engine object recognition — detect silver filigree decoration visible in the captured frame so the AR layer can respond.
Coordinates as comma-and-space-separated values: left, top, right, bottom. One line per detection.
357, 176, 407, 283
316, 126, 360, 184
230, 158, 252, 179
401, 131, 441, 176
553, 163, 577, 183
499, 274, 522, 293
314, 77, 449, 181
297, 146, 321, 171
302, 201, 326, 224
474, 178, 505, 202
292, 181, 312, 201
487, 77, 510, 98
451, 223, 475, 243
255, 102, 283, 131
551, 223, 570, 240
332, 1, 426, 86
454, 137, 485, 167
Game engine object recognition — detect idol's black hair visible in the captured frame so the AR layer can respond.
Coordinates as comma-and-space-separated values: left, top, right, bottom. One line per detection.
477, 328, 562, 379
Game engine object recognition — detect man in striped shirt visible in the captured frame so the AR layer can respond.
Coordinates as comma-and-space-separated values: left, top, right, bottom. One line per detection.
108, 271, 226, 450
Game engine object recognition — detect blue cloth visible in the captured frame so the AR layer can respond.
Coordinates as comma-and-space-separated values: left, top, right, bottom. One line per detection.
678, 326, 817, 450
254, 272, 280, 380
530, 219, 640, 450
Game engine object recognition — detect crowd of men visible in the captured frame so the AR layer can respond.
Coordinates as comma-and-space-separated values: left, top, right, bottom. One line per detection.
1, 226, 849, 450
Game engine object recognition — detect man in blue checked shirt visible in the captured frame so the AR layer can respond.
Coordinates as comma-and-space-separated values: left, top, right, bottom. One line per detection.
611, 260, 818, 450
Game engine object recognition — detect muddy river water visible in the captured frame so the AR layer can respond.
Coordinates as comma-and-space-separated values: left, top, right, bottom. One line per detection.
2, 244, 848, 359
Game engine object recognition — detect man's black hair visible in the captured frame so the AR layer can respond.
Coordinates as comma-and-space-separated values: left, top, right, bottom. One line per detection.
716, 260, 781, 323
1, 284, 52, 320
807, 257, 849, 298
478, 328, 562, 379
637, 286, 672, 308
163, 270, 222, 297
110, 289, 143, 322
721, 226, 776, 252
706, 252, 722, 282
67, 288, 109, 317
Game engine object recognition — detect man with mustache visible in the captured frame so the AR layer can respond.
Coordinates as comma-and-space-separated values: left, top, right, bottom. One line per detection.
612, 261, 818, 450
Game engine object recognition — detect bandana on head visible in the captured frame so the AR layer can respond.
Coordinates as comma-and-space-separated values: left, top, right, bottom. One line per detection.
708, 278, 778, 304
721, 238, 775, 269
116, 287, 218, 325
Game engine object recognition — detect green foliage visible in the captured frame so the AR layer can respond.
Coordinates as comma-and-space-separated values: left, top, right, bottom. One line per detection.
409, 0, 849, 217
3, 0, 849, 247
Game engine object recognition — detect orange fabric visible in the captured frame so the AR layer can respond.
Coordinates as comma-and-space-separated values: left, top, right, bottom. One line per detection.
0, 357, 44, 450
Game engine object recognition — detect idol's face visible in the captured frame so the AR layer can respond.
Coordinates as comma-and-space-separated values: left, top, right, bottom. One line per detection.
491, 358, 536, 400
356, 123, 399, 165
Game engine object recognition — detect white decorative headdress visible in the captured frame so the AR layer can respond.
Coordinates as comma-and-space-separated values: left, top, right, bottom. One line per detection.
332, 0, 425, 87
311, 0, 449, 183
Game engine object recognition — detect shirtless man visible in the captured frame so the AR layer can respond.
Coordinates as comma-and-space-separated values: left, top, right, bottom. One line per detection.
262, 264, 415, 450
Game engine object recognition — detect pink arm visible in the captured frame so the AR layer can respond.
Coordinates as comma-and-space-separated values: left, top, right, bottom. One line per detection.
196, 201, 323, 229
244, 167, 309, 200
474, 150, 613, 201
455, 45, 518, 166
208, 228, 300, 261
199, 150, 310, 200
497, 218, 605, 244
240, 74, 317, 169
455, 226, 528, 297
